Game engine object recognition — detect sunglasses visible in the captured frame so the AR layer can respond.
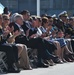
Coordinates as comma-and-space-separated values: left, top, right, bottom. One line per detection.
49, 20, 53, 22
4, 18, 10, 20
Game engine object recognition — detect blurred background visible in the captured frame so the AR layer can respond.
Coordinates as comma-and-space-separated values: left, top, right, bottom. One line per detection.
0, 0, 74, 16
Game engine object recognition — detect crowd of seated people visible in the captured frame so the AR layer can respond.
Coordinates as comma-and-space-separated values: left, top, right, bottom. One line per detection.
0, 7, 74, 74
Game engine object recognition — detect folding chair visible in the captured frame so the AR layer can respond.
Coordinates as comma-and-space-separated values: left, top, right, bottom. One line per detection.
0, 51, 8, 73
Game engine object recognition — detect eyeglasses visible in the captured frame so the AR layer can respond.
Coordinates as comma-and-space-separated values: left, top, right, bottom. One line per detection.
49, 20, 53, 22
4, 18, 10, 21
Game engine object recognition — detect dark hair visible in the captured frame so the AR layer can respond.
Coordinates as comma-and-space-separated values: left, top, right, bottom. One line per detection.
56, 29, 63, 34
37, 17, 42, 22
41, 13, 47, 17
3, 7, 9, 14
20, 10, 30, 15
31, 16, 37, 21
46, 15, 52, 19
29, 17, 33, 22
9, 22, 15, 28
53, 19, 64, 27
42, 17, 48, 26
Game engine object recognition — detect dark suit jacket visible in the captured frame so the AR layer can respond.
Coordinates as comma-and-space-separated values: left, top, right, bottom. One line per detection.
13, 23, 29, 45
13, 23, 58, 61
22, 21, 37, 37
0, 28, 8, 44
13, 23, 20, 32
0, 28, 18, 65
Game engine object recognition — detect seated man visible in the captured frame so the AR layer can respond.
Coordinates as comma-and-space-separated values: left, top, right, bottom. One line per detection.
12, 14, 59, 67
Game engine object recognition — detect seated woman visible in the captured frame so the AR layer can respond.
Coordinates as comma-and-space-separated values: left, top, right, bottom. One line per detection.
40, 16, 74, 62
55, 30, 74, 62
32, 16, 63, 63
0, 14, 20, 73
0, 14, 32, 72
13, 13, 59, 67
8, 22, 32, 70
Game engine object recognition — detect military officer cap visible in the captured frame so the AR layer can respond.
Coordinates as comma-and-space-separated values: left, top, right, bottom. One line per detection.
52, 14, 56, 18
69, 17, 74, 21
58, 11, 68, 17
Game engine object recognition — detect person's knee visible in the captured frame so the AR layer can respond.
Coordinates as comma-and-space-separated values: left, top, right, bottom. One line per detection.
23, 45, 27, 51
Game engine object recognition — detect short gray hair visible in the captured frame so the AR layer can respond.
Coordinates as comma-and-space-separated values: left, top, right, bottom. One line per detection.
10, 13, 19, 22
14, 14, 23, 22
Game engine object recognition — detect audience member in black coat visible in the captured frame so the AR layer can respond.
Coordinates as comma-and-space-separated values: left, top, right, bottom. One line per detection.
0, 28, 19, 73
13, 14, 59, 67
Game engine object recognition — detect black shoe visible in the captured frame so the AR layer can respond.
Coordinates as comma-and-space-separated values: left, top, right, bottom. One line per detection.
53, 58, 63, 64
7, 68, 20, 73
51, 56, 59, 63
64, 55, 73, 62
37, 62, 49, 68
7, 64, 20, 73
69, 55, 74, 61
66, 54, 74, 61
